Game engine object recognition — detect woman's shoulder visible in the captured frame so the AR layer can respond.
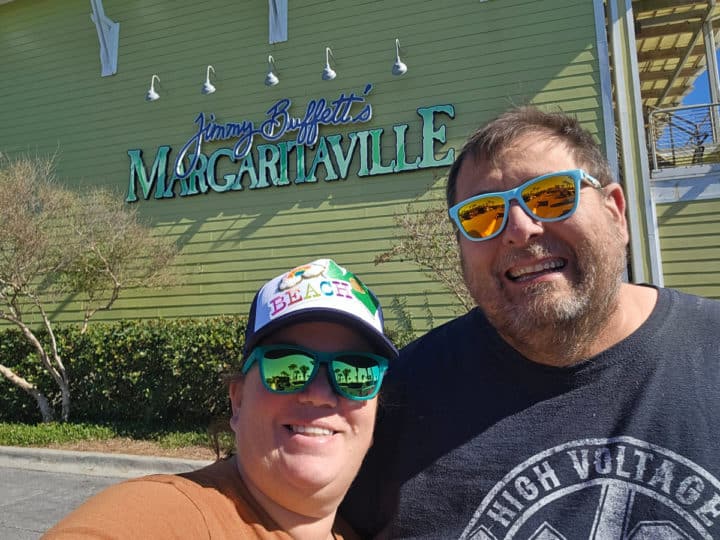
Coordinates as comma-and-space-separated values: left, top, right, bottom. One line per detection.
44, 460, 282, 539
42, 474, 212, 538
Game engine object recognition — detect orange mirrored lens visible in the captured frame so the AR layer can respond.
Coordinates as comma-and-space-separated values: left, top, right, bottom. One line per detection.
458, 195, 506, 239
522, 175, 576, 219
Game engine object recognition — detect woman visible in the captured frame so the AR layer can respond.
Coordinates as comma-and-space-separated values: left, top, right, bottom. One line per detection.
44, 258, 397, 539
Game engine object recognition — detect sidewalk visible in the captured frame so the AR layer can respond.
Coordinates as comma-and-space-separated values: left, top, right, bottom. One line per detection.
0, 445, 213, 479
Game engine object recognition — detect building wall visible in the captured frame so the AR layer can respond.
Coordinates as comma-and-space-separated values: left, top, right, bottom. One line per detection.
657, 199, 720, 299
0, 0, 606, 332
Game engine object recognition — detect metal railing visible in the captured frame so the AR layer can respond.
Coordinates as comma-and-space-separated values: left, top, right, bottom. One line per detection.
648, 102, 720, 171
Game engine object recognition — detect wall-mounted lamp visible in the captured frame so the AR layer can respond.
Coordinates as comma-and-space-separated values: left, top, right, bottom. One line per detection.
265, 55, 279, 86
202, 65, 216, 95
145, 74, 160, 101
392, 39, 407, 76
322, 47, 336, 81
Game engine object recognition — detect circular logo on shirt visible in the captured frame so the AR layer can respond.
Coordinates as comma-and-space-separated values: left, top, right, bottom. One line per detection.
460, 437, 720, 540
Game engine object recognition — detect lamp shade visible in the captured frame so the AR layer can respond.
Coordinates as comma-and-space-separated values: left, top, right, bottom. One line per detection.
202, 65, 216, 94
265, 55, 279, 86
392, 39, 407, 76
322, 47, 336, 80
145, 74, 160, 101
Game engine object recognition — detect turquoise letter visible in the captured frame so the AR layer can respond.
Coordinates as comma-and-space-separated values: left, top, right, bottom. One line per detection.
393, 123, 420, 172
172, 156, 209, 196
308, 137, 338, 182
327, 134, 358, 179
183, 153, 209, 195
257, 144, 281, 188
418, 104, 455, 168
369, 128, 395, 176
274, 142, 291, 186
352, 131, 370, 177
207, 149, 238, 192
294, 143, 314, 184
238, 153, 260, 190
126, 146, 171, 202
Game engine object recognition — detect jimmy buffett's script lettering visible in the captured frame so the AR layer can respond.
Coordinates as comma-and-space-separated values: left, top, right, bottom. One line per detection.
174, 84, 374, 179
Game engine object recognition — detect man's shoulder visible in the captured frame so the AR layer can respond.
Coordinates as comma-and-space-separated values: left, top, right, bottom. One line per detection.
646, 287, 720, 359
658, 286, 720, 321
401, 308, 487, 355
389, 308, 497, 380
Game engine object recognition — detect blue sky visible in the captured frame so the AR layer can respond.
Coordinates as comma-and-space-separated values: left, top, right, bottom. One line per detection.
684, 70, 711, 104
681, 51, 719, 105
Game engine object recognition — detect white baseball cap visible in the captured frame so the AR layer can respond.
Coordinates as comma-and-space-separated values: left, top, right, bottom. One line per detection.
243, 258, 398, 359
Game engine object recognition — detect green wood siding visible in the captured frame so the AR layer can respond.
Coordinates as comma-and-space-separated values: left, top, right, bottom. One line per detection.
1, 0, 605, 333
657, 199, 720, 299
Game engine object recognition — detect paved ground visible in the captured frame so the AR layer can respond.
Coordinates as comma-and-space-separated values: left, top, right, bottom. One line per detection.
0, 466, 121, 539
0, 446, 213, 539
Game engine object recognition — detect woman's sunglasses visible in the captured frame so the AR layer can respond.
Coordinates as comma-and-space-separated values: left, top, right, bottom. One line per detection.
241, 344, 389, 401
448, 169, 602, 242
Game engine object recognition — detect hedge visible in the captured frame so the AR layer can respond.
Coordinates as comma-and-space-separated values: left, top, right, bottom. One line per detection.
0, 317, 246, 425
0, 312, 415, 426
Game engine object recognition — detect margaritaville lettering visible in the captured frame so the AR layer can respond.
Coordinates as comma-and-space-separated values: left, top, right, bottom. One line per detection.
126, 94, 454, 202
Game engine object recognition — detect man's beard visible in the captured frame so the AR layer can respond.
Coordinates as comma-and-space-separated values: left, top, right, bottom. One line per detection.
462, 232, 627, 364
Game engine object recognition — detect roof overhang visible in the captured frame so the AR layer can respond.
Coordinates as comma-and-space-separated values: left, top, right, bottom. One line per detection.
634, 0, 720, 110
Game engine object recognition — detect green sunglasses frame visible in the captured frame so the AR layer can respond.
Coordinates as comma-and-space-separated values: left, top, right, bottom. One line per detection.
448, 168, 602, 242
241, 344, 389, 401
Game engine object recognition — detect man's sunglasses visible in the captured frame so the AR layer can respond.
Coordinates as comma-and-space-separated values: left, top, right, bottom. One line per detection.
448, 169, 602, 242
241, 344, 389, 401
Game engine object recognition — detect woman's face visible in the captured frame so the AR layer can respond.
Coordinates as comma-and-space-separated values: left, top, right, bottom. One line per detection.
229, 321, 379, 514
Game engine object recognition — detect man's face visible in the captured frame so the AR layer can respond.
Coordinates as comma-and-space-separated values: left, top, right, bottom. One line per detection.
454, 134, 629, 359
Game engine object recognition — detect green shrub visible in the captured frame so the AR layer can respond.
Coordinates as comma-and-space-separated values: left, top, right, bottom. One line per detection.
0, 312, 414, 427
0, 316, 246, 425
0, 330, 56, 422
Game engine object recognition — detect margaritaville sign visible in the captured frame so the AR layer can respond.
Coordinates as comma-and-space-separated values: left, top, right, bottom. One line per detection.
126, 84, 455, 202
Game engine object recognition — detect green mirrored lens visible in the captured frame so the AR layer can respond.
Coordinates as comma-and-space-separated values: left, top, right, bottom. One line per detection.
332, 355, 383, 398
261, 349, 315, 393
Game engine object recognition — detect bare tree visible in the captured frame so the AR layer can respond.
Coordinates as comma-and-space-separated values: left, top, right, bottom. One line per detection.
0, 156, 177, 422
375, 197, 474, 312
63, 189, 177, 333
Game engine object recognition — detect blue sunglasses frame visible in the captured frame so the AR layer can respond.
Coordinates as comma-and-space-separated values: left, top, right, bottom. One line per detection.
448, 169, 602, 242
241, 344, 389, 401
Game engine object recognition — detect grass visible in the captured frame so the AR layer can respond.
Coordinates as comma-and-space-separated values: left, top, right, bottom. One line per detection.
0, 422, 116, 446
153, 430, 210, 449
0, 421, 237, 460
0, 421, 209, 449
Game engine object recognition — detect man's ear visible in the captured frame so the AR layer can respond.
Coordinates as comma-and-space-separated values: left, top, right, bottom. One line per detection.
604, 182, 626, 215
603, 182, 629, 241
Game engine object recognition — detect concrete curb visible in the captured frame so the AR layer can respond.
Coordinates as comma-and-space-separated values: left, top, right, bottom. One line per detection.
0, 445, 214, 479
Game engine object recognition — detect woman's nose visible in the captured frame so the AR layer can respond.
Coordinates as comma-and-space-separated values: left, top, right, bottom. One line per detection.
297, 366, 338, 407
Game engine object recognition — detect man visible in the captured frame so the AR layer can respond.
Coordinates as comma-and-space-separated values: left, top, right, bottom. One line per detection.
342, 106, 720, 539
